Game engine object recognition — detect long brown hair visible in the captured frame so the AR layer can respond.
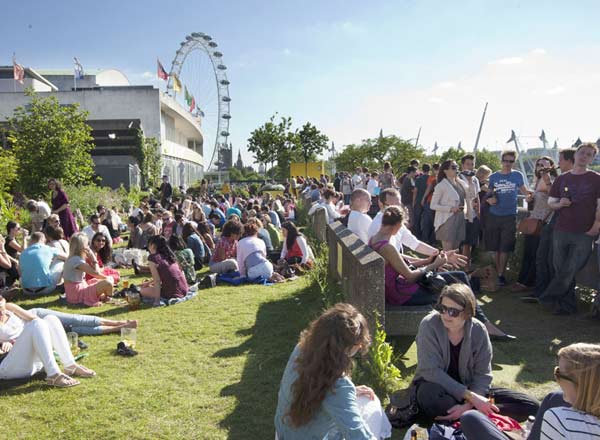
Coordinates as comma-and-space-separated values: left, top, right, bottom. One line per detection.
558, 343, 600, 417
286, 303, 371, 427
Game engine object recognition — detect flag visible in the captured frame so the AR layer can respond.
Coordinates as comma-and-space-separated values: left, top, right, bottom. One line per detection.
74, 57, 84, 79
172, 74, 182, 92
189, 95, 196, 113
196, 105, 205, 117
13, 55, 24, 85
157, 58, 168, 81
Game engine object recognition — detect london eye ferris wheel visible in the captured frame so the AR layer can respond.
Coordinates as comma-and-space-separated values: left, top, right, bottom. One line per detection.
166, 32, 231, 171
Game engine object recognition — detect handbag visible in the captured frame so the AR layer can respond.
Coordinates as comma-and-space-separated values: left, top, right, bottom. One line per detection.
418, 271, 448, 295
517, 217, 543, 235
385, 382, 420, 428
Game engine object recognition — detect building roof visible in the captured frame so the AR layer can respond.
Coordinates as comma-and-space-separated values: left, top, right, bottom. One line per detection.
0, 66, 58, 91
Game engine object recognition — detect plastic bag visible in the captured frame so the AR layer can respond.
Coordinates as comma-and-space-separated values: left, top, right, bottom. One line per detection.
357, 395, 392, 439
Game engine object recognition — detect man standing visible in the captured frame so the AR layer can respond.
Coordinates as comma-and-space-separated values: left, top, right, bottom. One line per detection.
458, 154, 481, 269
352, 167, 364, 190
400, 166, 417, 230
19, 232, 67, 296
159, 175, 173, 207
540, 143, 600, 314
413, 164, 431, 240
484, 150, 530, 286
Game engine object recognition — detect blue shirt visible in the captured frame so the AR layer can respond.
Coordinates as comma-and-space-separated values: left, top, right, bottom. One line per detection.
186, 234, 206, 266
19, 244, 58, 289
275, 345, 376, 440
488, 170, 525, 216
226, 207, 242, 219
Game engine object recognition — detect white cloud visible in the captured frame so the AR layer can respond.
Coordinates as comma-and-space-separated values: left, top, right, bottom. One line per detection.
283, 48, 291, 56
320, 47, 600, 154
489, 56, 523, 65
530, 48, 547, 55
546, 85, 566, 95
142, 71, 153, 78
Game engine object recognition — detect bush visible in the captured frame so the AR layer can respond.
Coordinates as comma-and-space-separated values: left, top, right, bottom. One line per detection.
62, 184, 140, 219
353, 318, 403, 399
0, 196, 31, 232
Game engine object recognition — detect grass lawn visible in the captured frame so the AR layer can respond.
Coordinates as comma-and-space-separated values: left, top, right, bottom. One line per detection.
1, 266, 599, 439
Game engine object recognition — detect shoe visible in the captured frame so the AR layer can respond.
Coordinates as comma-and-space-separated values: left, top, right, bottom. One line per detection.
490, 333, 517, 342
78, 339, 89, 350
520, 295, 539, 304
116, 341, 138, 357
498, 275, 507, 287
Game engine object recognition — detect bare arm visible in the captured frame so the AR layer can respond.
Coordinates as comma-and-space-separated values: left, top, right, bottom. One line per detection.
5, 303, 37, 322
378, 243, 445, 283
421, 183, 433, 206
53, 203, 69, 214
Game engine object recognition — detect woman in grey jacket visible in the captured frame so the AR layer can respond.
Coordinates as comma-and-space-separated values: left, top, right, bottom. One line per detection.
413, 284, 538, 423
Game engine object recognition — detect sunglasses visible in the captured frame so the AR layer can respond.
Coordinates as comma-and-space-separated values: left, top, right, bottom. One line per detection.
92, 222, 100, 226
434, 303, 464, 318
502, 159, 515, 163
449, 165, 458, 170
554, 366, 577, 384
94, 238, 106, 242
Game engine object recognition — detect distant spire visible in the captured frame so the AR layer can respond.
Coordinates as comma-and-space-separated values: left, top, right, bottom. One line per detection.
539, 130, 547, 143
457, 141, 462, 149
553, 140, 559, 150
379, 129, 383, 140
433, 142, 438, 154
506, 130, 517, 144
573, 137, 582, 147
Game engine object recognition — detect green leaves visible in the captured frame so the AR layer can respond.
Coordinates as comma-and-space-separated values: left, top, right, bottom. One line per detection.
8, 90, 95, 196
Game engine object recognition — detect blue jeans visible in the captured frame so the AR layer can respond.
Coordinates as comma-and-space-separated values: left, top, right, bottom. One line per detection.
540, 230, 594, 313
29, 308, 104, 335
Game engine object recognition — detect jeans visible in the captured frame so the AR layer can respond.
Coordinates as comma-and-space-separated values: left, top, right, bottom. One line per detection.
0, 316, 74, 379
534, 222, 554, 297
413, 203, 423, 239
209, 259, 238, 274
403, 271, 488, 323
420, 203, 436, 245
247, 260, 273, 280
540, 230, 594, 313
29, 308, 104, 336
517, 234, 540, 287
416, 382, 539, 422
22, 268, 63, 296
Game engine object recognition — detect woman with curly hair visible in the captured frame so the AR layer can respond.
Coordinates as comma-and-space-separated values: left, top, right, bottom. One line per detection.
275, 303, 380, 439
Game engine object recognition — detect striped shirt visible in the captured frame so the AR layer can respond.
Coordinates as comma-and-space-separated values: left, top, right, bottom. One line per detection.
542, 407, 600, 439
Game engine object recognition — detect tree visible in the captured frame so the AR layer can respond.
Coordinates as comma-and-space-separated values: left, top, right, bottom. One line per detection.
247, 114, 293, 177
134, 131, 162, 189
292, 122, 329, 177
8, 90, 95, 196
474, 149, 501, 172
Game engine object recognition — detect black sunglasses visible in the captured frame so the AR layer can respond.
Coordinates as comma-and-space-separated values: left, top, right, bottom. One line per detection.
434, 303, 464, 318
554, 366, 577, 384
502, 159, 515, 163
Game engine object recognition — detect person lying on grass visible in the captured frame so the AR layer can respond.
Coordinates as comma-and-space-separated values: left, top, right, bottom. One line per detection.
140, 236, 188, 306
63, 233, 115, 307
0, 295, 95, 388
25, 307, 137, 336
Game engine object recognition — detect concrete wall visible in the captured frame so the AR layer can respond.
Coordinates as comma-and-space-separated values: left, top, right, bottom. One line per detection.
0, 78, 53, 92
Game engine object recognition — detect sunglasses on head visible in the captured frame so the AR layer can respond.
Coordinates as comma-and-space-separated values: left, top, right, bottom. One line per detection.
554, 366, 577, 384
434, 303, 464, 318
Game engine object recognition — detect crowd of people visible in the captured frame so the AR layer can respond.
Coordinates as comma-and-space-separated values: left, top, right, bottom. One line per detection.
0, 175, 316, 388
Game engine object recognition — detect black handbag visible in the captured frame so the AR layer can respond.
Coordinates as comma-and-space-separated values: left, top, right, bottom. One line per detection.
385, 382, 420, 428
418, 271, 448, 295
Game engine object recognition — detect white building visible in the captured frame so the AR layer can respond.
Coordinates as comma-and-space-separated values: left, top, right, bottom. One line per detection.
0, 66, 204, 189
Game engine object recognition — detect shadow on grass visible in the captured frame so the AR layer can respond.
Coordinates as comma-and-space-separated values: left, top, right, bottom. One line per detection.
215, 284, 323, 440
0, 372, 47, 395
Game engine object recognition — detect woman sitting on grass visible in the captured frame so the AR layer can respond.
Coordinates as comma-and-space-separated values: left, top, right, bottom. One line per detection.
275, 303, 380, 439
460, 342, 600, 440
182, 223, 208, 270
63, 233, 115, 307
280, 222, 314, 267
412, 284, 538, 424
236, 218, 273, 280
168, 235, 197, 285
127, 216, 144, 249
140, 236, 188, 306
86, 232, 120, 285
0, 295, 94, 388
209, 219, 242, 274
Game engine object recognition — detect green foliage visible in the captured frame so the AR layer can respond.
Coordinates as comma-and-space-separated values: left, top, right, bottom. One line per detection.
335, 135, 426, 173
0, 148, 19, 195
227, 167, 264, 182
353, 318, 403, 399
8, 89, 95, 196
62, 184, 144, 219
434, 146, 501, 172
134, 131, 163, 189
290, 122, 329, 176
0, 197, 31, 232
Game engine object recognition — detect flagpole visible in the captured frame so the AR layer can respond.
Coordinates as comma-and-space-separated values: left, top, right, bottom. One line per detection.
473, 102, 488, 157
13, 53, 16, 93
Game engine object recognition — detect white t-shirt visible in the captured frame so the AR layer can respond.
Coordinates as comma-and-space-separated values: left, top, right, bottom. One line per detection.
542, 407, 600, 439
352, 173, 363, 189
367, 212, 420, 253
347, 211, 372, 244
82, 224, 112, 243
367, 179, 379, 196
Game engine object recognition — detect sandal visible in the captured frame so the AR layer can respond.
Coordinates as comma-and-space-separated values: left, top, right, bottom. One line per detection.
116, 341, 138, 357
46, 373, 80, 388
64, 364, 97, 378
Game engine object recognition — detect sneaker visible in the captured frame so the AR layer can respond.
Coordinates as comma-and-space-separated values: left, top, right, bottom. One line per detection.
498, 275, 507, 287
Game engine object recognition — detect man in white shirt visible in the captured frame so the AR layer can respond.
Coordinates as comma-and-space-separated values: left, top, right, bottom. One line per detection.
347, 189, 372, 244
82, 214, 112, 243
367, 172, 379, 196
352, 167, 364, 189
26, 199, 51, 233
367, 188, 466, 266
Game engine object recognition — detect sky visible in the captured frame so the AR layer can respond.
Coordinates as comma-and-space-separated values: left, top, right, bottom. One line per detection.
3, 0, 600, 167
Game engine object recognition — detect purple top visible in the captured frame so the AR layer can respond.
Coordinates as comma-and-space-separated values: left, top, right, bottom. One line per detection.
52, 189, 78, 239
369, 238, 419, 305
550, 171, 600, 234
149, 253, 188, 298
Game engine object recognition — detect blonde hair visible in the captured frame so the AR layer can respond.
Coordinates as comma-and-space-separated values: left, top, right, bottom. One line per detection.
475, 165, 492, 182
68, 232, 88, 258
558, 343, 600, 417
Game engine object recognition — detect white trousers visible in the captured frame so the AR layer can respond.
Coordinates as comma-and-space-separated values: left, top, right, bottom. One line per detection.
0, 316, 75, 380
